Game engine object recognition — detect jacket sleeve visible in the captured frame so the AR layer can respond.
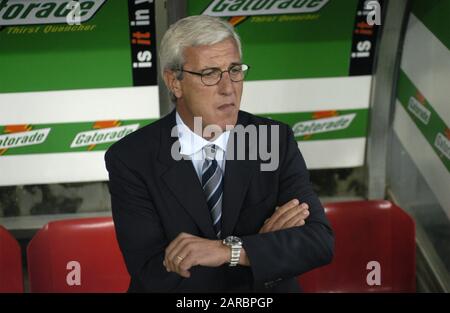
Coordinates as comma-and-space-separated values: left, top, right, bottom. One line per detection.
105, 148, 185, 292
241, 124, 334, 286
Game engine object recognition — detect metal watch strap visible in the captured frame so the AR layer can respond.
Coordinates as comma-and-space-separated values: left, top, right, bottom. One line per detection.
229, 244, 241, 267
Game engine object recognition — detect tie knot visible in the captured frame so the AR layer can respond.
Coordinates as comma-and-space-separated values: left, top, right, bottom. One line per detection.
204, 144, 217, 161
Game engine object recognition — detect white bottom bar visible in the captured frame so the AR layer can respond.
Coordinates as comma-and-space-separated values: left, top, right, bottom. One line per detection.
0, 152, 108, 186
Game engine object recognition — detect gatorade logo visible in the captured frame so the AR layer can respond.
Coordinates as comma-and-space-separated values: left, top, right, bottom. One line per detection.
435, 131, 450, 162
0, 125, 51, 154
71, 123, 139, 149
408, 95, 430, 125
202, 0, 329, 17
0, 0, 106, 26
292, 112, 356, 137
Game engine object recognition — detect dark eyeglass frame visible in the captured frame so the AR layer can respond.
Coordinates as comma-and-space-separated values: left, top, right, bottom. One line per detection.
179, 64, 250, 86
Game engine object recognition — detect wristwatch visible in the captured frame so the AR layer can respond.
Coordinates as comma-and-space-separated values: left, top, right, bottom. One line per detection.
222, 236, 243, 267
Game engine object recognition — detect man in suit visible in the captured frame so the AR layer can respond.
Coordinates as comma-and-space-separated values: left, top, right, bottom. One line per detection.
105, 15, 333, 292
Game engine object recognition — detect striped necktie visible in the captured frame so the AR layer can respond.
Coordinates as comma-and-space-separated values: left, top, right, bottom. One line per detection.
201, 144, 223, 238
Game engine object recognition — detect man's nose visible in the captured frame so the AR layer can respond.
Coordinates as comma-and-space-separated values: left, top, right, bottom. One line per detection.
217, 71, 234, 95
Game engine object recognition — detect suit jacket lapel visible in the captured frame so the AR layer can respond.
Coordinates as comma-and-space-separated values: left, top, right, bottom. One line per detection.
221, 113, 258, 237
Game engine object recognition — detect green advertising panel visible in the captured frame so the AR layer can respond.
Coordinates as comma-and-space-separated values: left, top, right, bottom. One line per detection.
0, 0, 159, 186
0, 0, 157, 93
188, 0, 381, 79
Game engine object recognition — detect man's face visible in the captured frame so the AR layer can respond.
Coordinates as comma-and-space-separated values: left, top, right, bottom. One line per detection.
170, 38, 243, 133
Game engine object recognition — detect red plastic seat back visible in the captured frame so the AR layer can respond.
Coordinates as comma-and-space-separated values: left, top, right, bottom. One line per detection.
27, 217, 130, 292
299, 200, 415, 292
0, 225, 24, 292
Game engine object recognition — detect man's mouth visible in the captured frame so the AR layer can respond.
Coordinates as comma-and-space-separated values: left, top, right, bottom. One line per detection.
218, 103, 235, 111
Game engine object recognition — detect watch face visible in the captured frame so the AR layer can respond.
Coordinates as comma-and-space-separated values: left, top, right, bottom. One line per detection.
225, 236, 242, 245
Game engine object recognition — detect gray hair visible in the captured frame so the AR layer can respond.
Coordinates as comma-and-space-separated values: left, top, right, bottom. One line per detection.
159, 15, 242, 103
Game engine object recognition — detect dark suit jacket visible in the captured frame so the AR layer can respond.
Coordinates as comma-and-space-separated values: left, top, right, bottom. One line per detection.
105, 109, 334, 292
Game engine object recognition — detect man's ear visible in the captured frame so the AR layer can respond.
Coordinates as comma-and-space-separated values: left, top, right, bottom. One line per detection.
163, 70, 182, 99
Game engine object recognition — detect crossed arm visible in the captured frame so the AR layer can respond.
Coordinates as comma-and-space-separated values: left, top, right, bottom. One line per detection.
163, 199, 310, 278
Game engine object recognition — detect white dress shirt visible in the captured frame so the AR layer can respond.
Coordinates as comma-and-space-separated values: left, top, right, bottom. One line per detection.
175, 111, 230, 180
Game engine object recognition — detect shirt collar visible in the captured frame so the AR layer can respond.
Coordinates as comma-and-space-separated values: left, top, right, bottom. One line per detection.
175, 111, 230, 157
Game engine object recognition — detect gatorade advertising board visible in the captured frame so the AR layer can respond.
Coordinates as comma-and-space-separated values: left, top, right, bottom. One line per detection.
188, 0, 383, 169
394, 0, 450, 218
0, 0, 158, 186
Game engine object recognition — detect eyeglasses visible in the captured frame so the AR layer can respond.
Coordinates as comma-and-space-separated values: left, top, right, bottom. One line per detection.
179, 64, 250, 86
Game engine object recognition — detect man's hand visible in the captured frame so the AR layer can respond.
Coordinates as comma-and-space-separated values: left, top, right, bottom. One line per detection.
163, 233, 229, 278
259, 199, 310, 234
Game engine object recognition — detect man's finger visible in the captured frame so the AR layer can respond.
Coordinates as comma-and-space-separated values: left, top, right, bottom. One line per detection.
266, 203, 307, 231
274, 202, 308, 223
271, 199, 299, 219
271, 206, 303, 230
266, 206, 309, 232
263, 199, 299, 230
165, 238, 183, 272
172, 244, 196, 276
277, 208, 309, 230
166, 237, 194, 272
165, 233, 194, 272
177, 252, 195, 278
281, 211, 309, 229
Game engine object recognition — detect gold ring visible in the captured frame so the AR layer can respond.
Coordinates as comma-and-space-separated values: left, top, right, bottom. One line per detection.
176, 255, 184, 262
